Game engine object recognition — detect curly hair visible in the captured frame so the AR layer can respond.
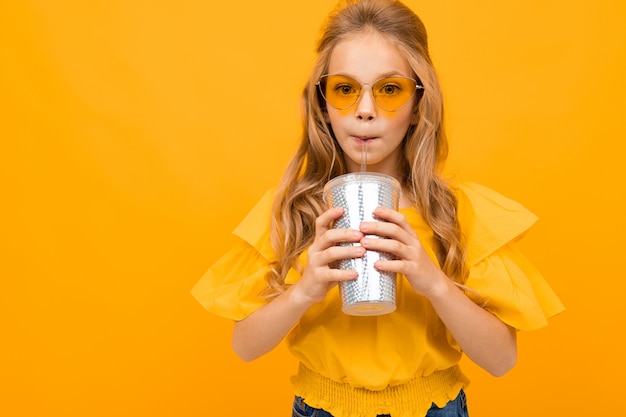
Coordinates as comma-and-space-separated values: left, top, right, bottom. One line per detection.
264, 0, 468, 298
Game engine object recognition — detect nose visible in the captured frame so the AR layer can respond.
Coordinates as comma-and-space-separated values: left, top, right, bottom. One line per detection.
355, 85, 377, 121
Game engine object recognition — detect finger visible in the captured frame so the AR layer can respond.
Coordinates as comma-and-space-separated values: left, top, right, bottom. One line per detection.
326, 268, 359, 282
362, 209, 416, 242
371, 258, 408, 276
373, 206, 414, 233
310, 241, 365, 268
315, 207, 346, 239
360, 221, 411, 245
320, 244, 366, 266
322, 228, 363, 247
360, 236, 410, 260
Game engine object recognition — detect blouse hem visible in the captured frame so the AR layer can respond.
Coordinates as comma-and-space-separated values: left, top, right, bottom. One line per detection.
291, 363, 469, 417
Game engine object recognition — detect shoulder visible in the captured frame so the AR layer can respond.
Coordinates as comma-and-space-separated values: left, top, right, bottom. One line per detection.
453, 182, 538, 265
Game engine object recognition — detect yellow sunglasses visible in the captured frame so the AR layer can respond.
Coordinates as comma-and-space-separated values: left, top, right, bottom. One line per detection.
317, 74, 423, 112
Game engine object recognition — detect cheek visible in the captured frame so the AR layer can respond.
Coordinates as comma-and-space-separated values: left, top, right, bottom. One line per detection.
409, 105, 419, 124
385, 98, 418, 124
326, 108, 348, 130
384, 111, 414, 133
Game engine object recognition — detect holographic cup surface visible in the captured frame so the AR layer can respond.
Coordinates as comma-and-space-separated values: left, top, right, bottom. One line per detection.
322, 173, 401, 316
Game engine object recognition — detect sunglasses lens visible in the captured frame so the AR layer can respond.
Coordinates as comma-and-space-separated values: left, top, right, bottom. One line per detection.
373, 77, 417, 111
320, 75, 361, 109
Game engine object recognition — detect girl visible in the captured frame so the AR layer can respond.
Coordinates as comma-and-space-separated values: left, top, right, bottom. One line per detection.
192, 0, 564, 416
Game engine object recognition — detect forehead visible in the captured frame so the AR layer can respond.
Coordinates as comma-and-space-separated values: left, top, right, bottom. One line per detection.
328, 31, 412, 80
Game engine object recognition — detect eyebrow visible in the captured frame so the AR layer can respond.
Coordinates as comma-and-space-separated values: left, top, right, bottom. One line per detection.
330, 71, 413, 82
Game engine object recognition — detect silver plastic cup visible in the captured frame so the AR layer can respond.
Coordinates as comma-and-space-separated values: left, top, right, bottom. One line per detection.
322, 172, 401, 316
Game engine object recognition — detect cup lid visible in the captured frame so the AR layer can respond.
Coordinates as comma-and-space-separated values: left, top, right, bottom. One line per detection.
323, 172, 401, 203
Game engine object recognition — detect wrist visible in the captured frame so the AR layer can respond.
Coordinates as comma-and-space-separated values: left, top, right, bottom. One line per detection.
286, 282, 318, 313
424, 271, 455, 303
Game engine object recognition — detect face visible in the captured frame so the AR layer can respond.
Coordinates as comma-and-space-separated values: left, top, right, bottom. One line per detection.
324, 31, 416, 177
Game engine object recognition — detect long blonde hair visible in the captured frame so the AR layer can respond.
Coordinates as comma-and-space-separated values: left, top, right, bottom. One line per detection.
264, 0, 467, 297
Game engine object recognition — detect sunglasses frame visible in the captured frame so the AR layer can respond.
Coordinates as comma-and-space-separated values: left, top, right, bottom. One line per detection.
316, 74, 424, 112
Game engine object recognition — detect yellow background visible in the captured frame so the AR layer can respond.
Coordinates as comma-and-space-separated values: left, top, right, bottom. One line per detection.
1, 1, 625, 415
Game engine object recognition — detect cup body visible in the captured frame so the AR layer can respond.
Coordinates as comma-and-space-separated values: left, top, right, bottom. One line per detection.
322, 173, 401, 316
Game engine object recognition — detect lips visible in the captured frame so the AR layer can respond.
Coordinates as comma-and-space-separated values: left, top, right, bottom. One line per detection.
353, 135, 376, 143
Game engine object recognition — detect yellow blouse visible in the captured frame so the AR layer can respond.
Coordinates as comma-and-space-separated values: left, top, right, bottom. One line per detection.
191, 182, 564, 417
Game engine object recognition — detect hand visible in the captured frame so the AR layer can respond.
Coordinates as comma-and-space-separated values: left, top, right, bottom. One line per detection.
292, 207, 365, 305
359, 206, 447, 297
359, 207, 518, 377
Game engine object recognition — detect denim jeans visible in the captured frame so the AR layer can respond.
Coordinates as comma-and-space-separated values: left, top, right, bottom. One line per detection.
291, 389, 468, 417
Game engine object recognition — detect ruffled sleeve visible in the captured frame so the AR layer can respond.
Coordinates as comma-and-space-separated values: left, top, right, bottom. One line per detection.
190, 189, 277, 321
457, 182, 564, 330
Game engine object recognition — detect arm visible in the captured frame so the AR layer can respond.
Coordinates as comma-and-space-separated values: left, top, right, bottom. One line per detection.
232, 207, 365, 362
232, 284, 313, 362
423, 274, 517, 376
360, 206, 517, 377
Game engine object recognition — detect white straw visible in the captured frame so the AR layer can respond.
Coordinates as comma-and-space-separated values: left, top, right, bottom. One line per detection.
361, 140, 367, 172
